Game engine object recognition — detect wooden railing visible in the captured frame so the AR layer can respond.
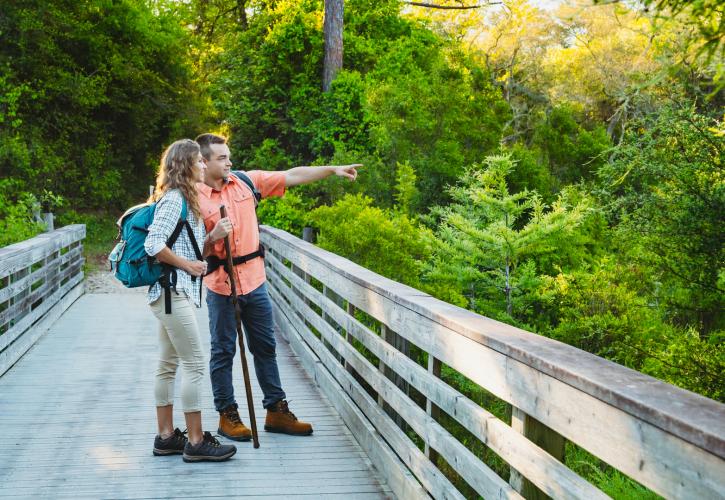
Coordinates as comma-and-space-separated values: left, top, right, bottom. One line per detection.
260, 225, 725, 500
0, 225, 86, 375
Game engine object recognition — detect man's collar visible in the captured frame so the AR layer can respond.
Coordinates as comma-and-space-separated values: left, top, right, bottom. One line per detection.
197, 175, 238, 196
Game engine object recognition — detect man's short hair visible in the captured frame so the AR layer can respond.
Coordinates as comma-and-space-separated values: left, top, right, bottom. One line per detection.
195, 133, 227, 160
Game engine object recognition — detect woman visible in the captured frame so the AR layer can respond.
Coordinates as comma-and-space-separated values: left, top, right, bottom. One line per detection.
144, 139, 236, 462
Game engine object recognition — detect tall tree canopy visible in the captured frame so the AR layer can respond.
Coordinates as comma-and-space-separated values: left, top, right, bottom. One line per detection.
0, 0, 210, 208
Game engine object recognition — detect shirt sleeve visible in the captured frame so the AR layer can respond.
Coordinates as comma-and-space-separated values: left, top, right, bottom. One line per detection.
247, 170, 286, 199
145, 190, 183, 257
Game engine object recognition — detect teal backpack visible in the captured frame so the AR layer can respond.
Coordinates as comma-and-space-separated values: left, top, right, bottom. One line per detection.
109, 197, 202, 313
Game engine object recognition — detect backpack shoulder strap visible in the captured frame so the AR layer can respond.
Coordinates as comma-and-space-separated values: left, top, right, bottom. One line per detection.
232, 170, 262, 207
166, 197, 188, 248
179, 197, 188, 221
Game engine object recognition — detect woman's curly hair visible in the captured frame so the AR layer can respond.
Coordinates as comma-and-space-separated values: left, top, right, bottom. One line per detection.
149, 139, 203, 220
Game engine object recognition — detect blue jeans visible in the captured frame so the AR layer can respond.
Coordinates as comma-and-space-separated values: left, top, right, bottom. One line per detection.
206, 283, 286, 411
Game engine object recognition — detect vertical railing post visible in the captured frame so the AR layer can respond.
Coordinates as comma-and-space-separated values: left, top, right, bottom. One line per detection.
42, 213, 54, 232
425, 354, 441, 462
322, 285, 345, 364
379, 324, 409, 430
510, 407, 566, 499
9, 266, 31, 329
288, 230, 315, 322
345, 302, 356, 376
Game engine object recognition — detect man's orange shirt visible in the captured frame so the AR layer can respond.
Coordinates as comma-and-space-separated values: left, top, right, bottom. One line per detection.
197, 171, 286, 296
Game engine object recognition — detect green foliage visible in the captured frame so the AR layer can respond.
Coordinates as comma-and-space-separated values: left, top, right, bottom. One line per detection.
532, 105, 612, 184
213, 1, 509, 210
0, 0, 211, 210
309, 193, 434, 288
256, 191, 314, 237
505, 143, 554, 198
532, 257, 724, 401
393, 161, 418, 215
425, 154, 591, 320
640, 328, 725, 401
565, 443, 661, 500
599, 106, 724, 333
535, 258, 670, 362
0, 180, 44, 247
364, 33, 510, 208
55, 210, 119, 272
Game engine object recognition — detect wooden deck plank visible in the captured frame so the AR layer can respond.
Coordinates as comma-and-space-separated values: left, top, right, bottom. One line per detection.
0, 293, 391, 499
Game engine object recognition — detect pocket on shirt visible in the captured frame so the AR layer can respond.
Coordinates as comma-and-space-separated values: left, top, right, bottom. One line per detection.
204, 209, 220, 232
233, 193, 255, 213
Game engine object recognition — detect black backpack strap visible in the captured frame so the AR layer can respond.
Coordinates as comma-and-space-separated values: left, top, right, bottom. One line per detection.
160, 265, 178, 314
183, 221, 203, 261
162, 197, 204, 313
232, 170, 262, 207
166, 219, 185, 247
161, 221, 185, 314
182, 220, 204, 306
205, 244, 265, 276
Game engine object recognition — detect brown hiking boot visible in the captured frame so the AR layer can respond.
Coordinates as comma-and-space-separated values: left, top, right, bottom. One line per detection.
218, 403, 252, 442
264, 400, 313, 436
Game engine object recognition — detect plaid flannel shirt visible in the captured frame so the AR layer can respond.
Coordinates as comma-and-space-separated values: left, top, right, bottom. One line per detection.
144, 189, 206, 307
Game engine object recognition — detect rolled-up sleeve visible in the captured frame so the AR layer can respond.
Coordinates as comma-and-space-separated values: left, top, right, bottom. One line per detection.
145, 191, 183, 257
248, 170, 286, 199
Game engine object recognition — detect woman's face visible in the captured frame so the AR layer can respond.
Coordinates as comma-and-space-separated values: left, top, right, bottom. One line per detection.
192, 153, 206, 183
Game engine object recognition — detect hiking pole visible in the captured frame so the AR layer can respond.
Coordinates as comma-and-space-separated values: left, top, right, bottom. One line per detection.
219, 205, 260, 448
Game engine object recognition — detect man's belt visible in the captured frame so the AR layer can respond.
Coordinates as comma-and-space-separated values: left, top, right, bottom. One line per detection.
205, 244, 265, 276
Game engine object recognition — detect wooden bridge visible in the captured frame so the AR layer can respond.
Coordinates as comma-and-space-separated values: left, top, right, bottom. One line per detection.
1, 225, 724, 499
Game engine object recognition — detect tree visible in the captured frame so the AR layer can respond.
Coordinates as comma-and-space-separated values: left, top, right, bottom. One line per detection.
0, 0, 210, 208
598, 105, 725, 333
323, 0, 345, 91
426, 154, 590, 318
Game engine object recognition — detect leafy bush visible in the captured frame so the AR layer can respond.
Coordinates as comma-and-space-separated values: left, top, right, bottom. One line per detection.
598, 106, 725, 333
309, 193, 434, 288
257, 191, 314, 237
0, 181, 44, 247
532, 104, 611, 184
213, 0, 509, 211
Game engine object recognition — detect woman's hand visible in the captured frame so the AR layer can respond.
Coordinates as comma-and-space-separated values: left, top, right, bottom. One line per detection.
210, 217, 232, 242
185, 259, 208, 277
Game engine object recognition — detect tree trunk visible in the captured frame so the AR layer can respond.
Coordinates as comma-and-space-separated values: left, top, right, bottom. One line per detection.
323, 0, 344, 92
237, 0, 248, 29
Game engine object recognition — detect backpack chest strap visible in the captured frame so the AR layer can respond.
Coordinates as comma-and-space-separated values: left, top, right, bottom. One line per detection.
205, 245, 265, 276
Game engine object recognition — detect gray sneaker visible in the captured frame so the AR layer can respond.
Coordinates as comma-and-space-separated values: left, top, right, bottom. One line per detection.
153, 428, 188, 456
183, 431, 237, 463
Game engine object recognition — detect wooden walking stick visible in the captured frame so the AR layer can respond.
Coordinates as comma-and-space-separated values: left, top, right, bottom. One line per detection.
219, 205, 260, 448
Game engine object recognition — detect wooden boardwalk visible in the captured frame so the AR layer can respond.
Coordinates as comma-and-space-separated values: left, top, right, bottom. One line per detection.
0, 293, 392, 499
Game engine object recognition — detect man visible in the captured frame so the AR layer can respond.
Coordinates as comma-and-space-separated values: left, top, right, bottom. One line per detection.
196, 133, 360, 440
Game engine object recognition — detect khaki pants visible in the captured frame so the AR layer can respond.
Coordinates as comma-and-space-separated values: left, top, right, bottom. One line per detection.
150, 293, 205, 412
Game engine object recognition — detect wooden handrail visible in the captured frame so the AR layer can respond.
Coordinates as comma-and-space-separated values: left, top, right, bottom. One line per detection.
0, 225, 86, 375
260, 225, 725, 500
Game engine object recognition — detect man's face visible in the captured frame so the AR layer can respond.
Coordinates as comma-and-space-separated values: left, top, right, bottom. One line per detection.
203, 143, 233, 182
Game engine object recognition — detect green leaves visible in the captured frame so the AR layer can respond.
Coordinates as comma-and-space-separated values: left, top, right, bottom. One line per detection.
426, 154, 591, 318
309, 193, 434, 288
212, 2, 509, 210
599, 105, 725, 333
0, 0, 211, 209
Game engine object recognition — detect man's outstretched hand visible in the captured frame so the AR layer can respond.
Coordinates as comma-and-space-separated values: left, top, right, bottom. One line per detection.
334, 164, 362, 181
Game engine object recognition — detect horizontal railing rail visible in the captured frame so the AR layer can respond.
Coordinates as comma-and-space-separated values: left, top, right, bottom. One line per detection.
260, 225, 725, 500
0, 225, 86, 375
